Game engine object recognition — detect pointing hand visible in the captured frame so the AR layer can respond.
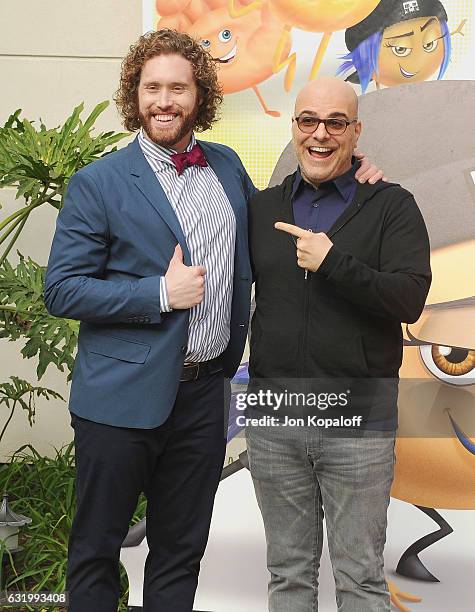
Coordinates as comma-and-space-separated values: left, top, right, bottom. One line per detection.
275, 222, 333, 273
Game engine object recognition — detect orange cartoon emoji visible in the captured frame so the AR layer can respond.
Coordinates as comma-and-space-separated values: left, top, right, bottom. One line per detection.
188, 1, 293, 116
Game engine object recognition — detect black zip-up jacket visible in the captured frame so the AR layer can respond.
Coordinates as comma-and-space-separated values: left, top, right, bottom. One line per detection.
248, 173, 431, 422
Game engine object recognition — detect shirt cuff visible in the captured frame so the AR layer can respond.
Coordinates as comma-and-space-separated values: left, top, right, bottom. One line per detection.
160, 276, 173, 313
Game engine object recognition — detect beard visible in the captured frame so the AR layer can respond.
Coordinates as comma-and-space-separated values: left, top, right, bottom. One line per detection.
139, 104, 199, 149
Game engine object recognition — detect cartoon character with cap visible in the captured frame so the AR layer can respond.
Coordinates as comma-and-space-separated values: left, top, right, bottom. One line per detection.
337, 0, 465, 92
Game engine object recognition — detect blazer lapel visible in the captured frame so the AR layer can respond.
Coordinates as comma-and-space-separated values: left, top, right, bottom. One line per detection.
127, 137, 191, 264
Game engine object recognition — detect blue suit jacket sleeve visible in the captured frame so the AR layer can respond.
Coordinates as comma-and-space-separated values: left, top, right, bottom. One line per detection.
44, 170, 163, 324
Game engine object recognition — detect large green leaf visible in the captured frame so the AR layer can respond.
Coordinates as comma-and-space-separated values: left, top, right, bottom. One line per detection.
0, 255, 79, 378
0, 103, 128, 259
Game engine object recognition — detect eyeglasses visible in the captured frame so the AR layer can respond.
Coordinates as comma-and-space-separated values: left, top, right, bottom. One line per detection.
293, 115, 357, 135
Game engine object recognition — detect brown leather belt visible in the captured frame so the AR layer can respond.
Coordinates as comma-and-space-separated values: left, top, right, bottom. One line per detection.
180, 355, 224, 382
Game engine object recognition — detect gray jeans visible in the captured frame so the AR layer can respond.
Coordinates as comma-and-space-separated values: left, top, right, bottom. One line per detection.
246, 422, 396, 612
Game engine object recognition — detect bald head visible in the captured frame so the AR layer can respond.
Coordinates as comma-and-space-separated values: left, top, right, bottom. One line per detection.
295, 77, 358, 118
291, 76, 362, 186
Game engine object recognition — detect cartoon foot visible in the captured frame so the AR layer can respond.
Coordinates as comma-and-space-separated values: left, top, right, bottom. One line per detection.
252, 86, 281, 117
396, 552, 439, 582
388, 578, 422, 612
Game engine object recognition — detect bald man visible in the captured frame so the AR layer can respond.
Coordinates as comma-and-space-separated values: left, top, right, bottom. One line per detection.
245, 77, 431, 611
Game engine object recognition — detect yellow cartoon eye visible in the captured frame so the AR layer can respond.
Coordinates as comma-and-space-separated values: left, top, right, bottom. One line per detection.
420, 345, 475, 386
423, 39, 439, 53
218, 29, 232, 43
201, 39, 211, 48
390, 45, 412, 57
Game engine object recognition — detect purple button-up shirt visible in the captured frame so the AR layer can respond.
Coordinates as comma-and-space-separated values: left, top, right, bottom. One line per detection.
292, 159, 358, 233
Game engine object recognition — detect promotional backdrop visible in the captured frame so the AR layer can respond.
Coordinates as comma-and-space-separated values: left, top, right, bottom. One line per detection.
121, 2, 475, 610
144, 0, 473, 188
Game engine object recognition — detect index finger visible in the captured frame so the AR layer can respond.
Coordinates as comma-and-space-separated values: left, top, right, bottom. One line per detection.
275, 222, 309, 239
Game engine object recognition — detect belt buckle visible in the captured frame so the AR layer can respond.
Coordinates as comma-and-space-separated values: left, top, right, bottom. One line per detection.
183, 362, 200, 382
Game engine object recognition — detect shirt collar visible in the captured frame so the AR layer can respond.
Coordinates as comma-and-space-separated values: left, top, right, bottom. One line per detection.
292, 157, 358, 202
138, 128, 196, 164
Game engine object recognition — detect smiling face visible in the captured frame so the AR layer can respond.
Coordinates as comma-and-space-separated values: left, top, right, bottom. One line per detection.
188, 6, 289, 94
200, 24, 237, 65
376, 16, 446, 86
137, 53, 200, 151
189, 8, 250, 93
291, 77, 361, 186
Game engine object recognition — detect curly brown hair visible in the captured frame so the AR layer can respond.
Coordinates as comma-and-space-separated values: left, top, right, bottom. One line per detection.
115, 29, 223, 132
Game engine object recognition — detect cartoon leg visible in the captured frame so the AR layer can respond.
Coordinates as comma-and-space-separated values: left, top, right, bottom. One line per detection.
388, 579, 422, 612
221, 451, 249, 480
396, 506, 454, 581
252, 86, 281, 117
451, 19, 467, 37
228, 0, 263, 18
308, 32, 332, 81
272, 26, 296, 92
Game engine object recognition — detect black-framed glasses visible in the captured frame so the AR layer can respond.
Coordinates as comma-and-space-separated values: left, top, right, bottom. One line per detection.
293, 115, 357, 135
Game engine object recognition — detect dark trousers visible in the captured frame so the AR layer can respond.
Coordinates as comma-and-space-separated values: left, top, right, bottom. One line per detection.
67, 372, 227, 612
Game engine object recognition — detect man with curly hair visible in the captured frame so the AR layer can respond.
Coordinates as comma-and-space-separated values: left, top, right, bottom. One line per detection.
44, 28, 255, 612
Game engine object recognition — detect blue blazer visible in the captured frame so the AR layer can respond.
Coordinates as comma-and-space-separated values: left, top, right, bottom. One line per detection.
44, 136, 256, 428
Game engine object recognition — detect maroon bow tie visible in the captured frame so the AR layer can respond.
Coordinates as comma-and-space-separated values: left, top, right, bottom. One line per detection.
171, 144, 208, 175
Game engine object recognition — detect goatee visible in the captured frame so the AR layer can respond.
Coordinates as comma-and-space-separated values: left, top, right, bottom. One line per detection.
139, 106, 199, 149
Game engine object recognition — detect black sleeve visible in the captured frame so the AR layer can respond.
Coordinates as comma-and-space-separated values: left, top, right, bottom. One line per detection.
317, 193, 431, 323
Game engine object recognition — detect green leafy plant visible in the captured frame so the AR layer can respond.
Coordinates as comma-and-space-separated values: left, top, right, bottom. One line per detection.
0, 255, 79, 379
0, 377, 64, 445
0, 444, 146, 611
0, 102, 128, 263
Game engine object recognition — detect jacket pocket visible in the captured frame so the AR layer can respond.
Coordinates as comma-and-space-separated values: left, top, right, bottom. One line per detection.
311, 332, 370, 377
85, 335, 151, 364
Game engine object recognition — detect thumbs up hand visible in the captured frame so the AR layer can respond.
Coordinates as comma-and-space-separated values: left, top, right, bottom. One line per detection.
165, 244, 206, 309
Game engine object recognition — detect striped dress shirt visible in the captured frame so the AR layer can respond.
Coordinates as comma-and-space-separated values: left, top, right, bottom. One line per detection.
138, 130, 236, 363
